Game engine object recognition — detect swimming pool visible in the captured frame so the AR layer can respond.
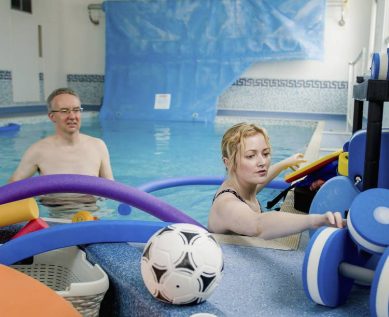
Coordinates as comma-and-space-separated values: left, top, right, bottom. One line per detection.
0, 114, 316, 225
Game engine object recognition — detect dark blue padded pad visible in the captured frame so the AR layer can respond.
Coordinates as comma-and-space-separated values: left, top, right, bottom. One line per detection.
348, 129, 389, 190
310, 176, 360, 219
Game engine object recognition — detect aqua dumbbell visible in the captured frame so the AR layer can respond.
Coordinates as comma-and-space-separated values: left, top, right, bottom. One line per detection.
347, 188, 389, 254
302, 227, 367, 307
370, 246, 389, 317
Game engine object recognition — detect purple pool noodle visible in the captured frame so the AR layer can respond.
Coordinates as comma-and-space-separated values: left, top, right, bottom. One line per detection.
0, 174, 202, 227
118, 176, 288, 215
137, 175, 289, 192
137, 175, 226, 192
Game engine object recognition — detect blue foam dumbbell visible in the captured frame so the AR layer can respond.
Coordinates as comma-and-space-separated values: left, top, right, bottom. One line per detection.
347, 188, 389, 254
302, 227, 362, 307
309, 176, 359, 237
370, 246, 389, 317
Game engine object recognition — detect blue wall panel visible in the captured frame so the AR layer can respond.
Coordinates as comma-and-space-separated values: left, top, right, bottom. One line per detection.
101, 0, 325, 122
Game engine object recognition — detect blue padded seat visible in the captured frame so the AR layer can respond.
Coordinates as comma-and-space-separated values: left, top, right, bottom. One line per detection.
348, 129, 389, 191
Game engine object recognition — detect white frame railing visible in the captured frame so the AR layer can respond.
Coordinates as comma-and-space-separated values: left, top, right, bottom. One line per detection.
346, 48, 367, 132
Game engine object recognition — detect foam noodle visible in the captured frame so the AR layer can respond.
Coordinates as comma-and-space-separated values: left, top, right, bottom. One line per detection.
117, 175, 289, 215
0, 175, 202, 227
138, 176, 226, 192
0, 220, 168, 265
11, 218, 49, 239
0, 198, 39, 227
138, 175, 289, 192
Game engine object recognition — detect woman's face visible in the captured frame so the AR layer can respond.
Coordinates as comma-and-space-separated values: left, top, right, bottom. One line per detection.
235, 133, 271, 184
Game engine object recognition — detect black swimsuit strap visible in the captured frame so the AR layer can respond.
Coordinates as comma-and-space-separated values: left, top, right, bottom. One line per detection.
212, 189, 246, 204
212, 188, 263, 212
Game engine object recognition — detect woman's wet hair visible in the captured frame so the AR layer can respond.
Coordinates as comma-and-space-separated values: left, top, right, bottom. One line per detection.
221, 122, 271, 172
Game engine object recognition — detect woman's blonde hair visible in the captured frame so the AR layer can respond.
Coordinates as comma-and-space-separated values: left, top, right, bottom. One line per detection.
221, 122, 270, 172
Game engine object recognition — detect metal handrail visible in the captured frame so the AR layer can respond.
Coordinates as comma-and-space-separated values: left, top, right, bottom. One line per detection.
349, 48, 367, 67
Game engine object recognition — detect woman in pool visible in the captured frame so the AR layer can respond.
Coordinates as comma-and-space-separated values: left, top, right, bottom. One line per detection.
208, 122, 344, 239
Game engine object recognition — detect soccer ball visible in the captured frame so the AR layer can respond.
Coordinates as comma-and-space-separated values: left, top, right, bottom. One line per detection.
140, 223, 224, 305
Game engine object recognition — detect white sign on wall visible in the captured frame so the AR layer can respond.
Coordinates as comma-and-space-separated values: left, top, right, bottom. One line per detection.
154, 94, 171, 110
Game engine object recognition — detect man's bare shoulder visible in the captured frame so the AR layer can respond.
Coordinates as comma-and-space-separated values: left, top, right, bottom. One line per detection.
29, 136, 56, 151
80, 134, 106, 145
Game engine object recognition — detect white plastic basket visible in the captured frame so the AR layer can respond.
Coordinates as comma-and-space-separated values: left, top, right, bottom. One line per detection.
11, 246, 109, 317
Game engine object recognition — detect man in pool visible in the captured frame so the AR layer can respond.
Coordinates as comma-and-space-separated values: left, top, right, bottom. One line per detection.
9, 87, 113, 214
208, 122, 345, 239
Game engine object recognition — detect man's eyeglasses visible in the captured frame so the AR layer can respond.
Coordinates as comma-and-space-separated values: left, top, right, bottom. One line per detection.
50, 107, 84, 115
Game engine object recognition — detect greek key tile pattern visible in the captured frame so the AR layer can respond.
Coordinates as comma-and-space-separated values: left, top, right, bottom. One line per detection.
232, 78, 348, 89
218, 78, 348, 114
215, 115, 317, 128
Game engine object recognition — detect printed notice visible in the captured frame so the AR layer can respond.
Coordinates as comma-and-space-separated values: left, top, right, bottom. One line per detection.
154, 94, 171, 110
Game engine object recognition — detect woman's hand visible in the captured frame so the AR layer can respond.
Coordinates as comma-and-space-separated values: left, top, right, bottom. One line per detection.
311, 211, 346, 229
284, 153, 306, 171
324, 211, 346, 228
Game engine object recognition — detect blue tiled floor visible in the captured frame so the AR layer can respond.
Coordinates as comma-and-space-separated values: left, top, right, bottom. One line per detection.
84, 232, 371, 317
0, 222, 372, 317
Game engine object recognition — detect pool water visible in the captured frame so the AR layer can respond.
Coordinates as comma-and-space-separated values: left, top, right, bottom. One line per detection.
0, 115, 316, 225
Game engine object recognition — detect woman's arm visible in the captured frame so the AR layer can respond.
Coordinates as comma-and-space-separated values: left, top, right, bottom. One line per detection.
257, 153, 306, 192
254, 210, 344, 240
209, 194, 344, 239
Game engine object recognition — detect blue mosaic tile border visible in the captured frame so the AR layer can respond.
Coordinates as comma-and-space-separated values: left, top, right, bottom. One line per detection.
0, 70, 13, 105
0, 70, 104, 106
39, 72, 45, 102
0, 70, 12, 80
67, 74, 104, 105
67, 74, 104, 83
232, 78, 348, 89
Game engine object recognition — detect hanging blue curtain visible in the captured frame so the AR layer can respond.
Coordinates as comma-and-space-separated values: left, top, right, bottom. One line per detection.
101, 0, 325, 122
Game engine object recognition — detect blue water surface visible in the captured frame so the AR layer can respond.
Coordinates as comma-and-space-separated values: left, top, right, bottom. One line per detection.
0, 116, 315, 225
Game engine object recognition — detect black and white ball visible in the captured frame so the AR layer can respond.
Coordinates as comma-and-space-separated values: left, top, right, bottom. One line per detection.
140, 223, 223, 305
